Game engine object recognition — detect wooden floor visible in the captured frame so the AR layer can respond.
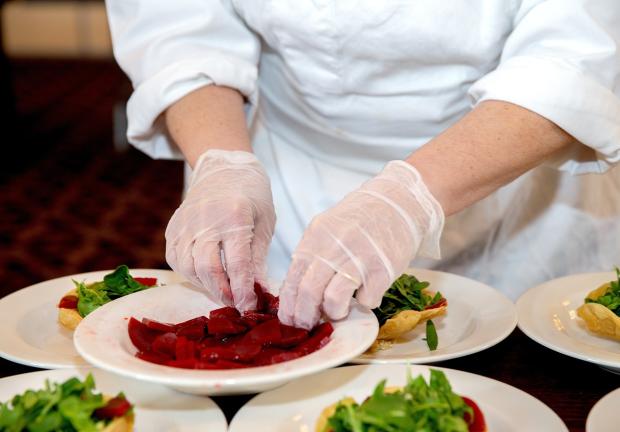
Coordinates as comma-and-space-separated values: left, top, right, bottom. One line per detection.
1, 59, 184, 297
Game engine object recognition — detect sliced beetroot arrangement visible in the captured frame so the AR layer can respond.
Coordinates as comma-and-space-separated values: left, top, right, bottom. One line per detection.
129, 283, 333, 369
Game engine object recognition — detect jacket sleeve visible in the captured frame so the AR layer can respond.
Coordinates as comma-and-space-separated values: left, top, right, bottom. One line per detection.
105, 0, 260, 159
468, 0, 620, 174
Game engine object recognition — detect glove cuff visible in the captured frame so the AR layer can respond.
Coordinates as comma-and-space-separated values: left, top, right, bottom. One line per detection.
381, 160, 445, 259
190, 149, 262, 188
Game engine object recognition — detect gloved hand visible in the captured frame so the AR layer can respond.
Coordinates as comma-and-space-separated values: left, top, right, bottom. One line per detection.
278, 161, 444, 329
165, 149, 276, 311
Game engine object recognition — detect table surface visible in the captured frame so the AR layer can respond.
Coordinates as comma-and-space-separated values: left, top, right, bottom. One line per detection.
0, 328, 618, 431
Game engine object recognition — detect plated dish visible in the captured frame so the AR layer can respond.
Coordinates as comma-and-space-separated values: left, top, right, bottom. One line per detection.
586, 387, 620, 432
74, 282, 379, 395
228, 364, 568, 431
517, 271, 620, 373
58, 265, 159, 331
354, 268, 517, 364
0, 367, 227, 431
0, 269, 184, 369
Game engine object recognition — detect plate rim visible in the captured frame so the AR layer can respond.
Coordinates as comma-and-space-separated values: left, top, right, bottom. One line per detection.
516, 271, 620, 370
0, 366, 228, 431
351, 268, 518, 364
0, 269, 182, 369
586, 387, 620, 432
228, 363, 568, 431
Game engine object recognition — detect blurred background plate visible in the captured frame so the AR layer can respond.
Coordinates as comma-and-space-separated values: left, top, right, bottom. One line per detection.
0, 367, 227, 431
517, 271, 620, 373
586, 387, 620, 432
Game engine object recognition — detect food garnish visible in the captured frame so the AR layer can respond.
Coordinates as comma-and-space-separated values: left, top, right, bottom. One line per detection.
577, 267, 620, 341
131, 283, 333, 369
316, 369, 486, 432
370, 274, 447, 352
58, 266, 158, 331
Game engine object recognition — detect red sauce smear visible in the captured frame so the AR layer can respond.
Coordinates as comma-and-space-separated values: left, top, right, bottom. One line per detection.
463, 396, 487, 432
129, 283, 333, 369
93, 395, 132, 419
134, 277, 158, 287
424, 297, 447, 310
58, 295, 78, 310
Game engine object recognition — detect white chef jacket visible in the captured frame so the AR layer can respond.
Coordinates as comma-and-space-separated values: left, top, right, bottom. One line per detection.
106, 0, 620, 300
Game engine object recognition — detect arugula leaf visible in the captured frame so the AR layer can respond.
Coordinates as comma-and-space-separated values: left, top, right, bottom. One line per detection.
325, 370, 472, 432
0, 374, 124, 432
585, 267, 620, 317
102, 265, 148, 298
74, 265, 153, 317
76, 281, 111, 318
372, 274, 444, 326
426, 320, 438, 351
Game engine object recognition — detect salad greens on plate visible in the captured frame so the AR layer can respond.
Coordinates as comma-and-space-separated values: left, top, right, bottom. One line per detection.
0, 374, 132, 432
323, 369, 474, 432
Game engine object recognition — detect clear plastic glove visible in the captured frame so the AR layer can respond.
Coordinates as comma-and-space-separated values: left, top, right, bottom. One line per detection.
278, 161, 444, 329
165, 149, 275, 311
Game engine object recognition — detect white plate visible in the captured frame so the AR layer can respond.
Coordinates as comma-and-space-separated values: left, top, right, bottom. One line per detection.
353, 268, 517, 364
586, 387, 620, 432
517, 272, 620, 373
0, 269, 185, 368
0, 367, 227, 431
229, 364, 568, 431
74, 282, 379, 396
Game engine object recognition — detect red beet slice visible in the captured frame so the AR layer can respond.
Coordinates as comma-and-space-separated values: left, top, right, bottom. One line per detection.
195, 359, 246, 369
142, 317, 176, 333
275, 324, 309, 348
175, 336, 197, 360
254, 283, 279, 314
241, 311, 274, 326
209, 306, 240, 319
200, 343, 261, 363
151, 332, 177, 357
253, 347, 286, 366
166, 358, 198, 369
136, 350, 169, 364
207, 316, 247, 336
176, 323, 206, 340
58, 295, 78, 309
243, 318, 282, 346
270, 351, 302, 364
295, 322, 333, 355
94, 396, 132, 419
174, 316, 208, 331
128, 317, 159, 352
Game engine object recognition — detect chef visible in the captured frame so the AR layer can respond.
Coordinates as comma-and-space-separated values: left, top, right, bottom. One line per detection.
106, 1, 620, 329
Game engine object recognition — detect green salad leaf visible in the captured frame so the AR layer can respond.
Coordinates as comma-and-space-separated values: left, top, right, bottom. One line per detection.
75, 265, 152, 318
426, 320, 438, 351
372, 274, 444, 326
585, 267, 620, 317
102, 265, 149, 298
324, 369, 472, 432
0, 374, 114, 432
